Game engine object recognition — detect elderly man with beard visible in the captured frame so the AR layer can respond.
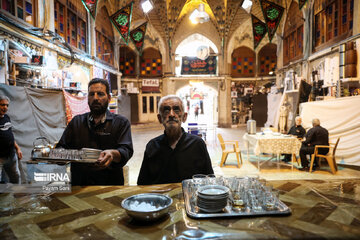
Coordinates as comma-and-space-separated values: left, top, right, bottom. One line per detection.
57, 78, 133, 185
137, 95, 213, 185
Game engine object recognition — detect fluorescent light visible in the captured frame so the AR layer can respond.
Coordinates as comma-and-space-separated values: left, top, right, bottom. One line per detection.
242, 0, 252, 9
141, 0, 153, 14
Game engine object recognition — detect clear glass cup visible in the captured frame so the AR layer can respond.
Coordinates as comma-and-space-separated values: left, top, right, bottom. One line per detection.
215, 176, 225, 186
206, 174, 216, 185
264, 192, 276, 210
191, 174, 207, 204
192, 174, 207, 189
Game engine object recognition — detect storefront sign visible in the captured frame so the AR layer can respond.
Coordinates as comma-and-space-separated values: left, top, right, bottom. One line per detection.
181, 56, 217, 75
142, 79, 160, 92
31, 55, 43, 65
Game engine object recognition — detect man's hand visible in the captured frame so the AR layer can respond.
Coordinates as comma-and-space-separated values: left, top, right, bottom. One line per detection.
96, 150, 121, 168
14, 142, 22, 160
96, 150, 113, 168
16, 148, 23, 160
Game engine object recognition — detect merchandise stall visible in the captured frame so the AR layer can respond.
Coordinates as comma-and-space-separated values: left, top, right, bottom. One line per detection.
230, 81, 254, 125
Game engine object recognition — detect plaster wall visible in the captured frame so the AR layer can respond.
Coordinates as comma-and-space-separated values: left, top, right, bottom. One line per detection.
218, 77, 231, 127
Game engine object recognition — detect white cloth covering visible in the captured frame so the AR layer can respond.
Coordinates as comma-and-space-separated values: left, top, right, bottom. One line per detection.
300, 96, 360, 166
265, 91, 282, 128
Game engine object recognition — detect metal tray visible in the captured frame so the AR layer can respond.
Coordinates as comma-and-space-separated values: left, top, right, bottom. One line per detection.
182, 179, 291, 219
31, 157, 97, 164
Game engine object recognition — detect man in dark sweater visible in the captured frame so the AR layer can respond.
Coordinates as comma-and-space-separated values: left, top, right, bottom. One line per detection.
137, 95, 214, 185
283, 116, 306, 162
299, 118, 329, 171
57, 78, 133, 185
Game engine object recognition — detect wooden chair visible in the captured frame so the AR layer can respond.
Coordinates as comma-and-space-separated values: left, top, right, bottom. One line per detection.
309, 137, 340, 174
217, 133, 242, 168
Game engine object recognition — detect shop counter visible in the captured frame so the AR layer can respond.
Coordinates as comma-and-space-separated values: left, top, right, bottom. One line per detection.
1, 179, 360, 239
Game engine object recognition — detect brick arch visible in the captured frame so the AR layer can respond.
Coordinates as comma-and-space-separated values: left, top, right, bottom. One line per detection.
119, 46, 136, 77
231, 46, 255, 77
258, 43, 277, 76
140, 48, 162, 77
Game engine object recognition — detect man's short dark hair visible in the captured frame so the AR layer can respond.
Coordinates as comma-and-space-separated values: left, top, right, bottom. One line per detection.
88, 78, 110, 95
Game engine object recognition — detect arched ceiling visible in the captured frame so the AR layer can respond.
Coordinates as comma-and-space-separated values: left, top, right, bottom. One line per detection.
115, 0, 285, 49
113, 0, 249, 40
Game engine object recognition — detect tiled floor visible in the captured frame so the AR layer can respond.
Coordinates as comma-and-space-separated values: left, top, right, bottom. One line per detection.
129, 124, 360, 185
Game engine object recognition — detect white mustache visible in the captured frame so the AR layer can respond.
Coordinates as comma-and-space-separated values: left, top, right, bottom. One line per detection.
167, 119, 179, 123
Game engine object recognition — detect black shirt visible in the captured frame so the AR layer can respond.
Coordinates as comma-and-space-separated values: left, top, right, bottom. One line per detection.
288, 125, 306, 138
0, 114, 15, 158
137, 128, 214, 185
303, 125, 329, 147
57, 111, 133, 185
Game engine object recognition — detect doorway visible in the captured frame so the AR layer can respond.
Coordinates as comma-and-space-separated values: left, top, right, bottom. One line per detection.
176, 82, 218, 126
138, 93, 161, 122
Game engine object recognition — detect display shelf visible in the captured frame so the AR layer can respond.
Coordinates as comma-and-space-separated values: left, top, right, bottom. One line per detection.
109, 96, 118, 114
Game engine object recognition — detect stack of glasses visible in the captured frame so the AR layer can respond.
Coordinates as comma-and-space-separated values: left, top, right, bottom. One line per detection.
226, 176, 279, 212
196, 185, 229, 213
81, 148, 102, 162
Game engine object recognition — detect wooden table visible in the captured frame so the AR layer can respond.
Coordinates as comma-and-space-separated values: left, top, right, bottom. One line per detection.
243, 133, 302, 170
1, 179, 360, 239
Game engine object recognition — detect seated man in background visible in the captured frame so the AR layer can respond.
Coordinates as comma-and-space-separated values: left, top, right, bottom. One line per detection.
57, 78, 133, 185
137, 95, 214, 185
299, 118, 329, 171
283, 116, 306, 162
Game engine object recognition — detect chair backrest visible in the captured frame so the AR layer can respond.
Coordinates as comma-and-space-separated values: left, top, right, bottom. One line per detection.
217, 133, 225, 150
332, 137, 340, 158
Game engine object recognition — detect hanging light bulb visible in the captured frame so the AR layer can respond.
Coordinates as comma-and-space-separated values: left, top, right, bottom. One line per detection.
189, 3, 209, 24
197, 3, 209, 23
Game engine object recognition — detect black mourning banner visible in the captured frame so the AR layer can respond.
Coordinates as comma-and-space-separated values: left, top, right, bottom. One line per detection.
181, 56, 217, 75
110, 2, 133, 44
251, 14, 267, 49
260, 0, 284, 42
130, 22, 147, 54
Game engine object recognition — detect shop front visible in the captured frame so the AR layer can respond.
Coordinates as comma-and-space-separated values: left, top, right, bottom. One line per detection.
138, 79, 161, 123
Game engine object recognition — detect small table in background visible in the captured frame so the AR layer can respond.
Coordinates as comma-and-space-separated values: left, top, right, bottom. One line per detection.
243, 133, 302, 170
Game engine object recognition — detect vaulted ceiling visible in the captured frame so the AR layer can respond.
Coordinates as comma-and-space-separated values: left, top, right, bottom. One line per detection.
115, 0, 286, 50
117, 0, 249, 44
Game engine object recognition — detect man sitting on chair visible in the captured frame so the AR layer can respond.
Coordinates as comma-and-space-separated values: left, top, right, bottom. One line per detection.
299, 118, 329, 171
137, 95, 213, 185
283, 116, 306, 162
